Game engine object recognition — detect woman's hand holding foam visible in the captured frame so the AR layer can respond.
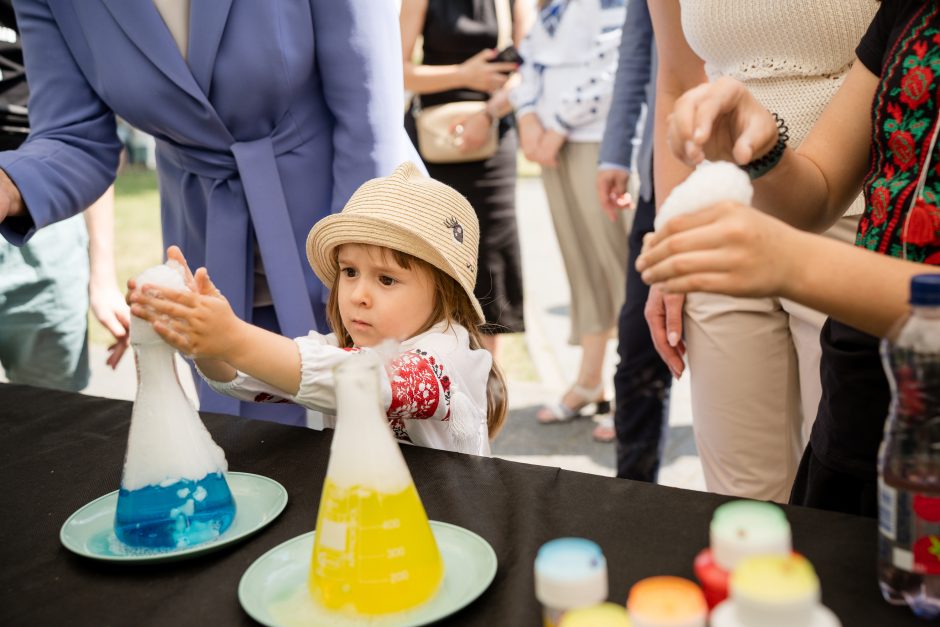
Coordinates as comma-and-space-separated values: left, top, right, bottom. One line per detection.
637, 201, 799, 299
668, 77, 780, 167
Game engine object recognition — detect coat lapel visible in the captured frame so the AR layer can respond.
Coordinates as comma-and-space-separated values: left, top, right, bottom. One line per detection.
100, 0, 205, 104
188, 0, 233, 97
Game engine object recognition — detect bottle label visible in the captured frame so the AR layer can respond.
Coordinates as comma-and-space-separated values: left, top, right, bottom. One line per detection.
879, 482, 940, 575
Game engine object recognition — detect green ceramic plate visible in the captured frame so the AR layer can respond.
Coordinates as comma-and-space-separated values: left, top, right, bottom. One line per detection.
59, 471, 288, 562
238, 521, 498, 627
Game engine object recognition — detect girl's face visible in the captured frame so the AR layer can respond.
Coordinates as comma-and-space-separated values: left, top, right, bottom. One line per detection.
335, 244, 436, 347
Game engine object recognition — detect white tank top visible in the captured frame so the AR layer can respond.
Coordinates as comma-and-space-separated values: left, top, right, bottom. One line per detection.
680, 0, 879, 216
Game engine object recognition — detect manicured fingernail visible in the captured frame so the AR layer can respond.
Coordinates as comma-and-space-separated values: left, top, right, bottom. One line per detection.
668, 332, 679, 347
685, 140, 696, 157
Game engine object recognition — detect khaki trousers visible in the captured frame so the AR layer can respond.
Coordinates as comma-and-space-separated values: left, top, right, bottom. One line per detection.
540, 142, 631, 344
684, 213, 860, 501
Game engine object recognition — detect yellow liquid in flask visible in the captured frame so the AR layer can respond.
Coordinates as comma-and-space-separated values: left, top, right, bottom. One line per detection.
309, 479, 444, 615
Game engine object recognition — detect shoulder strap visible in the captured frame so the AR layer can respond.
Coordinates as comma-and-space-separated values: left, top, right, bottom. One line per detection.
494, 0, 512, 50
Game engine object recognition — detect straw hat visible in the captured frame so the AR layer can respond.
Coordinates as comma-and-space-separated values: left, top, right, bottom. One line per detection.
306, 162, 484, 323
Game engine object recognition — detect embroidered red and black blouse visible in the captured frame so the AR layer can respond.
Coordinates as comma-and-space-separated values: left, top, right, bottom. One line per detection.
857, 1, 940, 264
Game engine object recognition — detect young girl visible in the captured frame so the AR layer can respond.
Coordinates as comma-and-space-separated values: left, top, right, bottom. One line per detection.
638, 0, 940, 516
129, 162, 506, 456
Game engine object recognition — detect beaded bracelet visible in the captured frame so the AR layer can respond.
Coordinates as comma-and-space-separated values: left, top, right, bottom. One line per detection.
740, 112, 789, 180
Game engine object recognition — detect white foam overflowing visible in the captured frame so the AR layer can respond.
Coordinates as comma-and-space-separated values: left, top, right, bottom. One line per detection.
654, 161, 754, 231
326, 351, 411, 493
130, 260, 188, 345
122, 260, 228, 491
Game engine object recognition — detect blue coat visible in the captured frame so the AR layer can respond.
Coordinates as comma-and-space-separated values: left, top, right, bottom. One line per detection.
0, 0, 420, 422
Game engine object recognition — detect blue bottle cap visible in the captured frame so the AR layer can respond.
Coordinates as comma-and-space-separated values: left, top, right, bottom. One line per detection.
534, 538, 608, 608
910, 274, 940, 306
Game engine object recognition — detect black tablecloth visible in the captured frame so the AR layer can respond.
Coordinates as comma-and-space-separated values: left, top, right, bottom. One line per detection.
0, 383, 921, 626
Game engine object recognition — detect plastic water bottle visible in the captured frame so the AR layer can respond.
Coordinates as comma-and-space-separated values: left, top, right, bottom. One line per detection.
878, 274, 940, 619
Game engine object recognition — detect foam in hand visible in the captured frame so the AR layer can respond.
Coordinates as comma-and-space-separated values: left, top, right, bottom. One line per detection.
654, 161, 754, 231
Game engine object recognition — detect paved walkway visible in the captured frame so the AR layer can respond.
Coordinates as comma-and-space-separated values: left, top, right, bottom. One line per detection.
26, 176, 705, 492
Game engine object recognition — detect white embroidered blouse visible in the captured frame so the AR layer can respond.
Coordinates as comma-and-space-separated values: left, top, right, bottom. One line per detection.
199, 322, 493, 456
511, 0, 626, 142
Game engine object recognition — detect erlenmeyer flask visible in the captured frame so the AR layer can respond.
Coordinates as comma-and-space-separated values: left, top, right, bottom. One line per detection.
113, 262, 235, 549
309, 353, 444, 615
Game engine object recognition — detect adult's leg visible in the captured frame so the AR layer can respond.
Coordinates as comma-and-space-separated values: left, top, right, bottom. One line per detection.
538, 144, 627, 418
684, 293, 804, 501
613, 193, 671, 481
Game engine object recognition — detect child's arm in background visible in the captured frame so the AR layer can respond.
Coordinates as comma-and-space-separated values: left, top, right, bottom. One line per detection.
129, 256, 302, 395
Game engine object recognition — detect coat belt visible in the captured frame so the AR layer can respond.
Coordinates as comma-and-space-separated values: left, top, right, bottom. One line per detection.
157, 131, 320, 414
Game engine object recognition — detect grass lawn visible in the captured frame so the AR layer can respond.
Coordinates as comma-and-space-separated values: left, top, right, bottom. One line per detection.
91, 165, 538, 382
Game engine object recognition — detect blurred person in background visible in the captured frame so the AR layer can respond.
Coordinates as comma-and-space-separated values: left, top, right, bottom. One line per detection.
512, 0, 630, 425
594, 0, 670, 476
0, 0, 127, 392
401, 0, 533, 360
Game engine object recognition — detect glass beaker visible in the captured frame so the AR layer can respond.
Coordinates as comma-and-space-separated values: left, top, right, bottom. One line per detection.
309, 354, 443, 615
113, 262, 235, 549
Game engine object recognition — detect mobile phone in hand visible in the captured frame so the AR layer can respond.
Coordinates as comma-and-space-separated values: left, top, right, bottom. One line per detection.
492, 45, 522, 65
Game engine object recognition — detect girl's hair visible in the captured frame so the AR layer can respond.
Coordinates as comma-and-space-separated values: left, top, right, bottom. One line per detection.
326, 247, 509, 439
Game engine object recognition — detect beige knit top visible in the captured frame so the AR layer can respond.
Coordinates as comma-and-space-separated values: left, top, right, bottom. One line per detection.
680, 0, 879, 216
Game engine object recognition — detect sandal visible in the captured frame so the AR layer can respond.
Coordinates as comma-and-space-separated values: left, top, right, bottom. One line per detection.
537, 382, 611, 424
592, 415, 616, 443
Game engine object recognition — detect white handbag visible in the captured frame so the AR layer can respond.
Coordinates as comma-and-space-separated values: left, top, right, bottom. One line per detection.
414, 0, 512, 164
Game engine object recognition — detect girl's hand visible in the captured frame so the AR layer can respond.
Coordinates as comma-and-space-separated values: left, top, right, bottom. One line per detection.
451, 111, 494, 153
517, 112, 544, 162
668, 76, 780, 167
532, 130, 566, 168
129, 268, 244, 360
458, 49, 517, 93
635, 201, 797, 298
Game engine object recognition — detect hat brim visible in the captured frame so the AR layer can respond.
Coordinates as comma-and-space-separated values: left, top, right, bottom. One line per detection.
306, 213, 485, 324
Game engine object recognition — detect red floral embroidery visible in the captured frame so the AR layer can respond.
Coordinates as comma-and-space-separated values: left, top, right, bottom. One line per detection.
871, 186, 892, 225
902, 198, 940, 246
859, 5, 940, 263
387, 417, 413, 443
889, 130, 917, 170
387, 350, 448, 420
901, 65, 934, 108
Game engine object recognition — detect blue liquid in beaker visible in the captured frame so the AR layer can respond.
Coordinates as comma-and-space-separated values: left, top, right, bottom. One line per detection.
114, 472, 236, 549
